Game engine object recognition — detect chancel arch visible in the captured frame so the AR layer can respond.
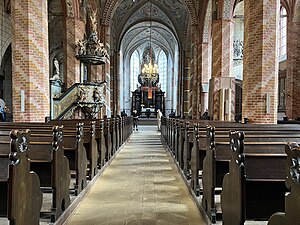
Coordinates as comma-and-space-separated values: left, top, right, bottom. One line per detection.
111, 0, 185, 117
119, 21, 179, 117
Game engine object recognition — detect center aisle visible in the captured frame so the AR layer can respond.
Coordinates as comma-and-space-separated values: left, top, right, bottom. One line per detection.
64, 125, 206, 225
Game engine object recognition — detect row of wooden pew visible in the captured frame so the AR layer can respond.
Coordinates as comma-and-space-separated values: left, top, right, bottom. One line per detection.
161, 117, 300, 225
0, 116, 133, 225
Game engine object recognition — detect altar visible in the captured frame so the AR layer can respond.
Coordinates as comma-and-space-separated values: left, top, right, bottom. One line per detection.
132, 85, 165, 117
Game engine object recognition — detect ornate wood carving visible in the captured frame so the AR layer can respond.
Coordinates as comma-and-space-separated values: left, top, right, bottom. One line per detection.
268, 143, 300, 225
221, 130, 245, 225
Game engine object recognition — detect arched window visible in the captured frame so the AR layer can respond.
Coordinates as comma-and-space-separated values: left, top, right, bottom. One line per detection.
130, 50, 140, 92
279, 7, 287, 57
158, 51, 167, 92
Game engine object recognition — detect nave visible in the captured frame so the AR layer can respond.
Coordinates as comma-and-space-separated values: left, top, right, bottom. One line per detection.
63, 125, 206, 225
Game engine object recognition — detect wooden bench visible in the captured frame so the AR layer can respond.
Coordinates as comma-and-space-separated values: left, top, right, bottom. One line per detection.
177, 120, 185, 169
0, 130, 42, 225
268, 142, 300, 225
202, 126, 300, 223
104, 117, 112, 161
221, 131, 290, 225
0, 122, 87, 196
49, 120, 98, 180
58, 116, 132, 170
0, 126, 71, 222
189, 122, 300, 196
99, 119, 107, 167
183, 121, 193, 179
110, 117, 117, 156
28, 126, 70, 222
52, 118, 118, 168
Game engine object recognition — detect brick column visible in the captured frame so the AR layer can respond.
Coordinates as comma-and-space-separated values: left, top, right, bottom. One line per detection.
242, 0, 279, 124
183, 51, 190, 118
177, 50, 182, 116
212, 19, 234, 78
64, 18, 85, 88
286, 21, 300, 119
11, 0, 49, 122
209, 19, 235, 121
199, 42, 210, 118
190, 25, 198, 119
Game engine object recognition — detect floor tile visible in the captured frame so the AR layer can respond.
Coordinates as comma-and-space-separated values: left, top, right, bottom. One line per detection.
64, 126, 206, 225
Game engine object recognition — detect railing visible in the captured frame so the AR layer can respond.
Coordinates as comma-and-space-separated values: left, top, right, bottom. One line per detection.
51, 81, 106, 120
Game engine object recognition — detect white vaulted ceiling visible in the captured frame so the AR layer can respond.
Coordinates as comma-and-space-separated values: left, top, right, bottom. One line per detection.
111, 0, 190, 56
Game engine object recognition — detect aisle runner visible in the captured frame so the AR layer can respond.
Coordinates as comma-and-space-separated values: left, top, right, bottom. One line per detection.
64, 126, 206, 225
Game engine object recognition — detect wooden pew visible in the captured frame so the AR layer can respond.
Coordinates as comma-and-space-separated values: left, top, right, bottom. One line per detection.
0, 130, 42, 225
110, 117, 117, 156
268, 142, 300, 225
49, 120, 98, 180
51, 118, 119, 168
30, 126, 71, 222
189, 122, 300, 196
202, 126, 300, 223
183, 121, 193, 179
99, 119, 107, 167
104, 117, 112, 161
66, 123, 87, 195
0, 122, 87, 196
221, 131, 289, 225
0, 126, 71, 222
115, 117, 120, 149
177, 120, 185, 169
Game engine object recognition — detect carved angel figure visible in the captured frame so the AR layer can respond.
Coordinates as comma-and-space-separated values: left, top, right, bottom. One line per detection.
77, 86, 86, 102
77, 39, 87, 56
93, 87, 102, 103
90, 10, 98, 33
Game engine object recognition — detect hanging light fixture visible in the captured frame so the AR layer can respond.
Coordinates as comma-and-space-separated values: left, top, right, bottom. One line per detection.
141, 1, 159, 81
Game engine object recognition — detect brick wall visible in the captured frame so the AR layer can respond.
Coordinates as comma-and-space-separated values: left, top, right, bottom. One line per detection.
11, 0, 49, 122
190, 25, 197, 119
199, 43, 210, 116
286, 20, 300, 119
65, 18, 85, 88
242, 0, 279, 124
210, 18, 234, 120
212, 19, 233, 78
184, 51, 190, 117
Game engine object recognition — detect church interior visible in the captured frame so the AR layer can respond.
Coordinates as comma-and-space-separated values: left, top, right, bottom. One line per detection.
1, 0, 300, 224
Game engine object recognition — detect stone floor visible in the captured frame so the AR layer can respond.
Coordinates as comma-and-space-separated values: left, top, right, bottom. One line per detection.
63, 125, 206, 225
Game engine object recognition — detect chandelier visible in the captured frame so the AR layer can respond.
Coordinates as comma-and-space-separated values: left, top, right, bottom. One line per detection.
142, 1, 158, 79
141, 61, 158, 75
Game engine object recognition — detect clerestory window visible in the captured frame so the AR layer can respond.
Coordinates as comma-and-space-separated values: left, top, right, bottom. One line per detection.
130, 50, 140, 92
158, 51, 167, 92
279, 7, 287, 57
